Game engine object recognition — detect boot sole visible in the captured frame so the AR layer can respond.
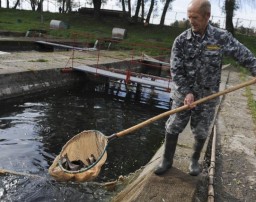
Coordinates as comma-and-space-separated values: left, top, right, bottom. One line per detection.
154, 165, 172, 175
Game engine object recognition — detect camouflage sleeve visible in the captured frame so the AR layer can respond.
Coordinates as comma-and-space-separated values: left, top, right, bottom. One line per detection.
224, 32, 256, 76
170, 37, 192, 96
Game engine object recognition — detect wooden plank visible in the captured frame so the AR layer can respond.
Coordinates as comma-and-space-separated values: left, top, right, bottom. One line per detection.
143, 53, 170, 65
36, 41, 97, 51
0, 51, 10, 55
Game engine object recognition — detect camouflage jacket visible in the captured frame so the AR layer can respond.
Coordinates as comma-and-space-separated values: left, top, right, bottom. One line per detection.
170, 24, 256, 99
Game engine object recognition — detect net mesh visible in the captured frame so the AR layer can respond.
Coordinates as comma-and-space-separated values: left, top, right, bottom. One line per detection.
49, 130, 108, 182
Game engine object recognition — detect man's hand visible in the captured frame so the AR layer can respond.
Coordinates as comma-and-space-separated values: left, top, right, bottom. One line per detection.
184, 93, 196, 108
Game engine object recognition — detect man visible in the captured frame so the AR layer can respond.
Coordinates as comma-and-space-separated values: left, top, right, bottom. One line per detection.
154, 0, 256, 176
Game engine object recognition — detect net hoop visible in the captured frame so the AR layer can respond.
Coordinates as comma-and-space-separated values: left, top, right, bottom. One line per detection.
49, 130, 108, 182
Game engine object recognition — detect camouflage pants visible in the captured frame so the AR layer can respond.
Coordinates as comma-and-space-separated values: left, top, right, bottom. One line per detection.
165, 95, 218, 139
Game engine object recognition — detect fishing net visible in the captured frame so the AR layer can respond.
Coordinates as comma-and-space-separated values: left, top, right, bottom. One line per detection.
49, 130, 108, 182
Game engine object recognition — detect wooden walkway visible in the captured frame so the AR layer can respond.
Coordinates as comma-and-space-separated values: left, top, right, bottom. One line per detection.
36, 40, 172, 90
36, 40, 97, 51
73, 65, 173, 90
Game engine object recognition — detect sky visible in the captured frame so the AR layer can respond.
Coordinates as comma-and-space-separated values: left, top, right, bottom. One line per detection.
2, 0, 256, 28
170, 0, 256, 28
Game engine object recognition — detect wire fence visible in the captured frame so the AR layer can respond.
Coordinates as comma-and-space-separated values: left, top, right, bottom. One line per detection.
39, 1, 256, 32
4, 0, 256, 35
153, 11, 256, 32
148, 11, 256, 36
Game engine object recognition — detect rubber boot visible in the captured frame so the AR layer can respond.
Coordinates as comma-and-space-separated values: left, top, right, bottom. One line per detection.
154, 132, 178, 175
189, 138, 206, 176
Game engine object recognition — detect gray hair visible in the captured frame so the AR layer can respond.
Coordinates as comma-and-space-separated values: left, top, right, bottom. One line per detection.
188, 0, 211, 15
200, 0, 211, 15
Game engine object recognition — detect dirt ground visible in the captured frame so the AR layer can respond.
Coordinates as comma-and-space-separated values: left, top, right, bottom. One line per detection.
212, 67, 256, 202
0, 50, 135, 75
111, 66, 256, 202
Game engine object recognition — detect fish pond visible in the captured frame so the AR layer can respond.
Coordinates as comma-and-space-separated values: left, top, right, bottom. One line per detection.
0, 81, 170, 201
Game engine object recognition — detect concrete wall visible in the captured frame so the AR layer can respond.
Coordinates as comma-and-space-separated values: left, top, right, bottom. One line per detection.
0, 69, 85, 101
0, 41, 35, 51
0, 60, 167, 101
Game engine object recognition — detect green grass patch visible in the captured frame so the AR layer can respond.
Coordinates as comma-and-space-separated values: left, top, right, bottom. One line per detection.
0, 8, 179, 55
239, 67, 256, 124
244, 86, 256, 123
0, 8, 255, 56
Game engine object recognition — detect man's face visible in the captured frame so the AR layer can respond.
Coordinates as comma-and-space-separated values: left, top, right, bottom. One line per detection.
187, 6, 210, 36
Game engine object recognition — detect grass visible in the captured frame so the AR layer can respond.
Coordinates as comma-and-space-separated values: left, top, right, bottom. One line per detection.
239, 67, 256, 125
0, 8, 255, 55
0, 8, 256, 55
0, 8, 182, 55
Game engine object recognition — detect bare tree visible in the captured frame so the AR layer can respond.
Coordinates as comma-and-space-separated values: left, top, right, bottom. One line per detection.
62, 0, 66, 13
12, 0, 20, 9
223, 0, 256, 35
127, 0, 131, 17
121, 0, 126, 12
141, 0, 145, 22
36, 0, 44, 12
121, 0, 129, 19
66, 0, 72, 13
159, 0, 173, 26
134, 0, 142, 22
224, 0, 237, 34
6, 0, 10, 8
30, 0, 37, 11
146, 0, 155, 24
92, 0, 102, 19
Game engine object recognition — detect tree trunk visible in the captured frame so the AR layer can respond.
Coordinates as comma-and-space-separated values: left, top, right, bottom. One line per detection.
127, 0, 131, 18
62, 0, 66, 13
93, 0, 102, 19
121, 0, 127, 19
141, 0, 144, 22
36, 0, 43, 12
6, 0, 9, 9
30, 0, 36, 11
133, 0, 142, 23
146, 0, 154, 24
160, 0, 172, 26
66, 0, 72, 13
225, 0, 236, 35
121, 0, 126, 12
12, 0, 20, 9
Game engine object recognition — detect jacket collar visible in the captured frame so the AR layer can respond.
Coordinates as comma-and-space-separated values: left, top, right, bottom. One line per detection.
186, 24, 213, 40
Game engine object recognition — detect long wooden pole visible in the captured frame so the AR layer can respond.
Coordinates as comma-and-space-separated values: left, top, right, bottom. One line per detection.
115, 78, 256, 137
208, 125, 217, 202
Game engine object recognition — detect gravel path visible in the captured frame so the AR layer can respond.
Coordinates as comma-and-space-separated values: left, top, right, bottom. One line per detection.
214, 68, 256, 201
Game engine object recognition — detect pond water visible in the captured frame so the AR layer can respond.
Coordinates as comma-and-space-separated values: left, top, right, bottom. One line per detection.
0, 81, 170, 201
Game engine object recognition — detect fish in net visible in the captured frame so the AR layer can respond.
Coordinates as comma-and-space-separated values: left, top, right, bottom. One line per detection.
49, 130, 108, 182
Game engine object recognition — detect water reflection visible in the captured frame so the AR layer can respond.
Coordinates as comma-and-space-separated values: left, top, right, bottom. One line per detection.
0, 82, 170, 201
